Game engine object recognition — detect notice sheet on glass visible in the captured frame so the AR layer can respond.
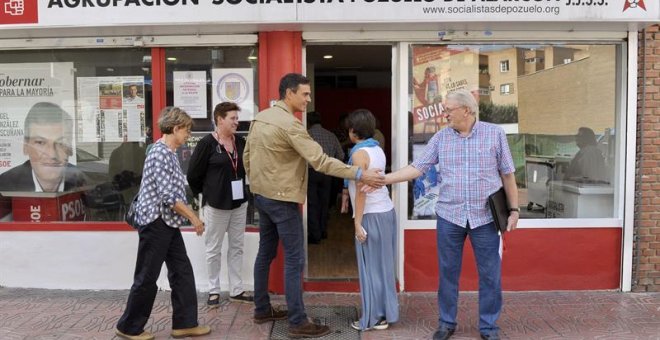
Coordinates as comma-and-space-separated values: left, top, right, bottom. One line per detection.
77, 76, 146, 143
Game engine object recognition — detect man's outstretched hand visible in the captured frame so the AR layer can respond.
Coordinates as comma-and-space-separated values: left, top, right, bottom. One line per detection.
359, 168, 385, 189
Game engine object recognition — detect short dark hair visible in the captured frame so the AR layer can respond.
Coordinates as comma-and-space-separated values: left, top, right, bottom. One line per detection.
278, 73, 310, 100
214, 102, 241, 124
24, 102, 73, 140
346, 109, 375, 140
306, 111, 322, 127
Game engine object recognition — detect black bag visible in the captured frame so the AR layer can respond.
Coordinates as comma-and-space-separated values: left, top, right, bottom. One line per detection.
487, 187, 509, 233
125, 194, 140, 229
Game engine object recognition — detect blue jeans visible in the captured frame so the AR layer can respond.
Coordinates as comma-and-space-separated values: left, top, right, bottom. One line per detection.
253, 195, 307, 326
436, 217, 502, 336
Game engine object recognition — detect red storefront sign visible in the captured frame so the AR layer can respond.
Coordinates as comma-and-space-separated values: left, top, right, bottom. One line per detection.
0, 0, 38, 25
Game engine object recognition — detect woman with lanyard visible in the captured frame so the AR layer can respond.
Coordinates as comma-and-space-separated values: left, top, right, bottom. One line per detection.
341, 109, 399, 332
187, 102, 254, 307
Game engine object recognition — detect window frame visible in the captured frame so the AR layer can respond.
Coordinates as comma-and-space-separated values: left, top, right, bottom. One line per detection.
399, 41, 628, 229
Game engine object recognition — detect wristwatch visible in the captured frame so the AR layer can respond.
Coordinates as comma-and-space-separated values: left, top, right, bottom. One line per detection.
509, 208, 520, 213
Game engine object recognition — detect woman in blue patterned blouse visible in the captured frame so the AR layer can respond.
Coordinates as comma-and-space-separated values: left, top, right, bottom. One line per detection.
116, 107, 210, 340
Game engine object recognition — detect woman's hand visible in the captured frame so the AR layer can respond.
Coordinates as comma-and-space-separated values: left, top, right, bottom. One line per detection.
355, 225, 367, 243
341, 189, 350, 213
191, 217, 205, 236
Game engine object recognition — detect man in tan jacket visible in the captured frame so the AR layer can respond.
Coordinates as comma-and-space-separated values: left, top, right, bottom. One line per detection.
244, 73, 384, 338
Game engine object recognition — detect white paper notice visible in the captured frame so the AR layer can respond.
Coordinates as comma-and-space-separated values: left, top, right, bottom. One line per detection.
77, 76, 145, 142
174, 71, 207, 119
212, 68, 255, 121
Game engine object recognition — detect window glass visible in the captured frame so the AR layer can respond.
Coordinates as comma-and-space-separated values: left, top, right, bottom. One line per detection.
0, 49, 152, 222
408, 44, 619, 220
164, 47, 259, 225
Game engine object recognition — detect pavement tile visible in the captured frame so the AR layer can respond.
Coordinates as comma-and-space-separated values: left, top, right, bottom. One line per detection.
0, 288, 659, 339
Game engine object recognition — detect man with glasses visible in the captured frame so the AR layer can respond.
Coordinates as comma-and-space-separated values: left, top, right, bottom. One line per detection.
382, 89, 519, 340
0, 102, 86, 192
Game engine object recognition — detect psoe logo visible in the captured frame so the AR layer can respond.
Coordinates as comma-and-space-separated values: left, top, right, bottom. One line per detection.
0, 0, 38, 24
4, 0, 24, 16
623, 0, 647, 12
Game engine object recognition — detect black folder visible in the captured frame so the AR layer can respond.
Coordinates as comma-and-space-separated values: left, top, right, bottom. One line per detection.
487, 187, 509, 233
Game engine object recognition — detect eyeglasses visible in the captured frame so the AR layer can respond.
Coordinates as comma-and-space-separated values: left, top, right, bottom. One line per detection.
444, 106, 465, 114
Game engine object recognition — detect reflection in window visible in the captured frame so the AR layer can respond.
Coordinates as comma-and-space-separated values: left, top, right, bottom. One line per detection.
500, 60, 510, 72
164, 47, 259, 225
500, 83, 513, 95
0, 49, 152, 223
408, 44, 619, 220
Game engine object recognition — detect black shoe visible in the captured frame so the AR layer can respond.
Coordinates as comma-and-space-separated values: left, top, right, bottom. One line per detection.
432, 327, 455, 340
254, 306, 288, 324
480, 333, 500, 340
229, 291, 254, 303
207, 293, 220, 307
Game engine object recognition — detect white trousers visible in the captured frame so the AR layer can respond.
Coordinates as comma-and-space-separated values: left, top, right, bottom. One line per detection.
203, 202, 248, 296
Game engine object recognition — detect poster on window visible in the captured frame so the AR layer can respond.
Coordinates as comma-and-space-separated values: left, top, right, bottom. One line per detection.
212, 68, 254, 122
410, 46, 480, 142
0, 62, 76, 181
77, 76, 145, 143
410, 144, 441, 219
174, 71, 207, 119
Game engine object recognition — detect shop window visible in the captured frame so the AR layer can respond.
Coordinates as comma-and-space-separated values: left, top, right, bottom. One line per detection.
163, 47, 259, 225
0, 48, 152, 223
500, 60, 510, 72
408, 44, 620, 221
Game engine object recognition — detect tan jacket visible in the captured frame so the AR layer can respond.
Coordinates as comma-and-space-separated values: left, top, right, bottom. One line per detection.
244, 101, 358, 204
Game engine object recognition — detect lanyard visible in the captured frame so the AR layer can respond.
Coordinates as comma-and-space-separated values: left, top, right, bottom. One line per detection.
213, 132, 239, 179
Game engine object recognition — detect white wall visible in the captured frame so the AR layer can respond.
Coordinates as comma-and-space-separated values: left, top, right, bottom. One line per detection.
0, 231, 258, 291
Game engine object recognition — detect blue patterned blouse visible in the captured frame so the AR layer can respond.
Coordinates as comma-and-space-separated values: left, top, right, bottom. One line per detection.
135, 140, 189, 228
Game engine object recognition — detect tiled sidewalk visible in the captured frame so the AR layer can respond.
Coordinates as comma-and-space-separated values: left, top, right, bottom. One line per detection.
0, 288, 659, 339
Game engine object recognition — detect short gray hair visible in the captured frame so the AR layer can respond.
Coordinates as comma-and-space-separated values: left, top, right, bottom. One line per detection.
446, 89, 478, 116
158, 107, 192, 134
24, 102, 73, 140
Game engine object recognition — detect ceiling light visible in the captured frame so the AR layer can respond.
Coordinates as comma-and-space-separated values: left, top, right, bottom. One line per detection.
248, 56, 257, 60
323, 55, 333, 59
166, 57, 177, 61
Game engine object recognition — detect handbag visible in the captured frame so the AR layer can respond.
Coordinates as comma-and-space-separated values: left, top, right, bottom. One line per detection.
124, 194, 140, 229
487, 187, 509, 233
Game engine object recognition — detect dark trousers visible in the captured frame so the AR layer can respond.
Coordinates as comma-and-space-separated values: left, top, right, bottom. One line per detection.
307, 169, 332, 243
253, 195, 307, 326
117, 218, 198, 335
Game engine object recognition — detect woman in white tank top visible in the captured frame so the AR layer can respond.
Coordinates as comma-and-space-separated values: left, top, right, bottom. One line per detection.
341, 109, 399, 332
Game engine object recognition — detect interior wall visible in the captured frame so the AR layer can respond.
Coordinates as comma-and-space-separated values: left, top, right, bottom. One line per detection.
314, 88, 392, 163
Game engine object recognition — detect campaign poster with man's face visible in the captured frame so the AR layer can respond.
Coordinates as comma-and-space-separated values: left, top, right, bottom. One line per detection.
0, 62, 76, 178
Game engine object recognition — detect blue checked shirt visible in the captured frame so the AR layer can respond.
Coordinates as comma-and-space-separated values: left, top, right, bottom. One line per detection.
135, 140, 189, 228
411, 121, 515, 229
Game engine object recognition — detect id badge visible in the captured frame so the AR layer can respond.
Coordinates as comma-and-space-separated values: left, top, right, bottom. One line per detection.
231, 179, 244, 200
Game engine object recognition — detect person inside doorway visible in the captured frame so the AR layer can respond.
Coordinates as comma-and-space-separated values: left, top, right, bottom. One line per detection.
306, 110, 344, 244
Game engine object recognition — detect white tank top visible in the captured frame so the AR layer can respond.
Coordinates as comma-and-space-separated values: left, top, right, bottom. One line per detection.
348, 146, 394, 216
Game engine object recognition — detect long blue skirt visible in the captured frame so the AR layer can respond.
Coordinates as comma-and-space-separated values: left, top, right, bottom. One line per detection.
356, 208, 399, 329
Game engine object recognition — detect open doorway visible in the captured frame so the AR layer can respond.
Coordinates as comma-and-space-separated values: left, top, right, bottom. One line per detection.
304, 44, 392, 282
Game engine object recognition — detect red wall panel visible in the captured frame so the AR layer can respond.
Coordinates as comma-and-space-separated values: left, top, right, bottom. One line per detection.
404, 228, 622, 291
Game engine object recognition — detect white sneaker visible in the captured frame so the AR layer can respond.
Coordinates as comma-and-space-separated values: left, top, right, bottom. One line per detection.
351, 320, 369, 331
373, 318, 389, 330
